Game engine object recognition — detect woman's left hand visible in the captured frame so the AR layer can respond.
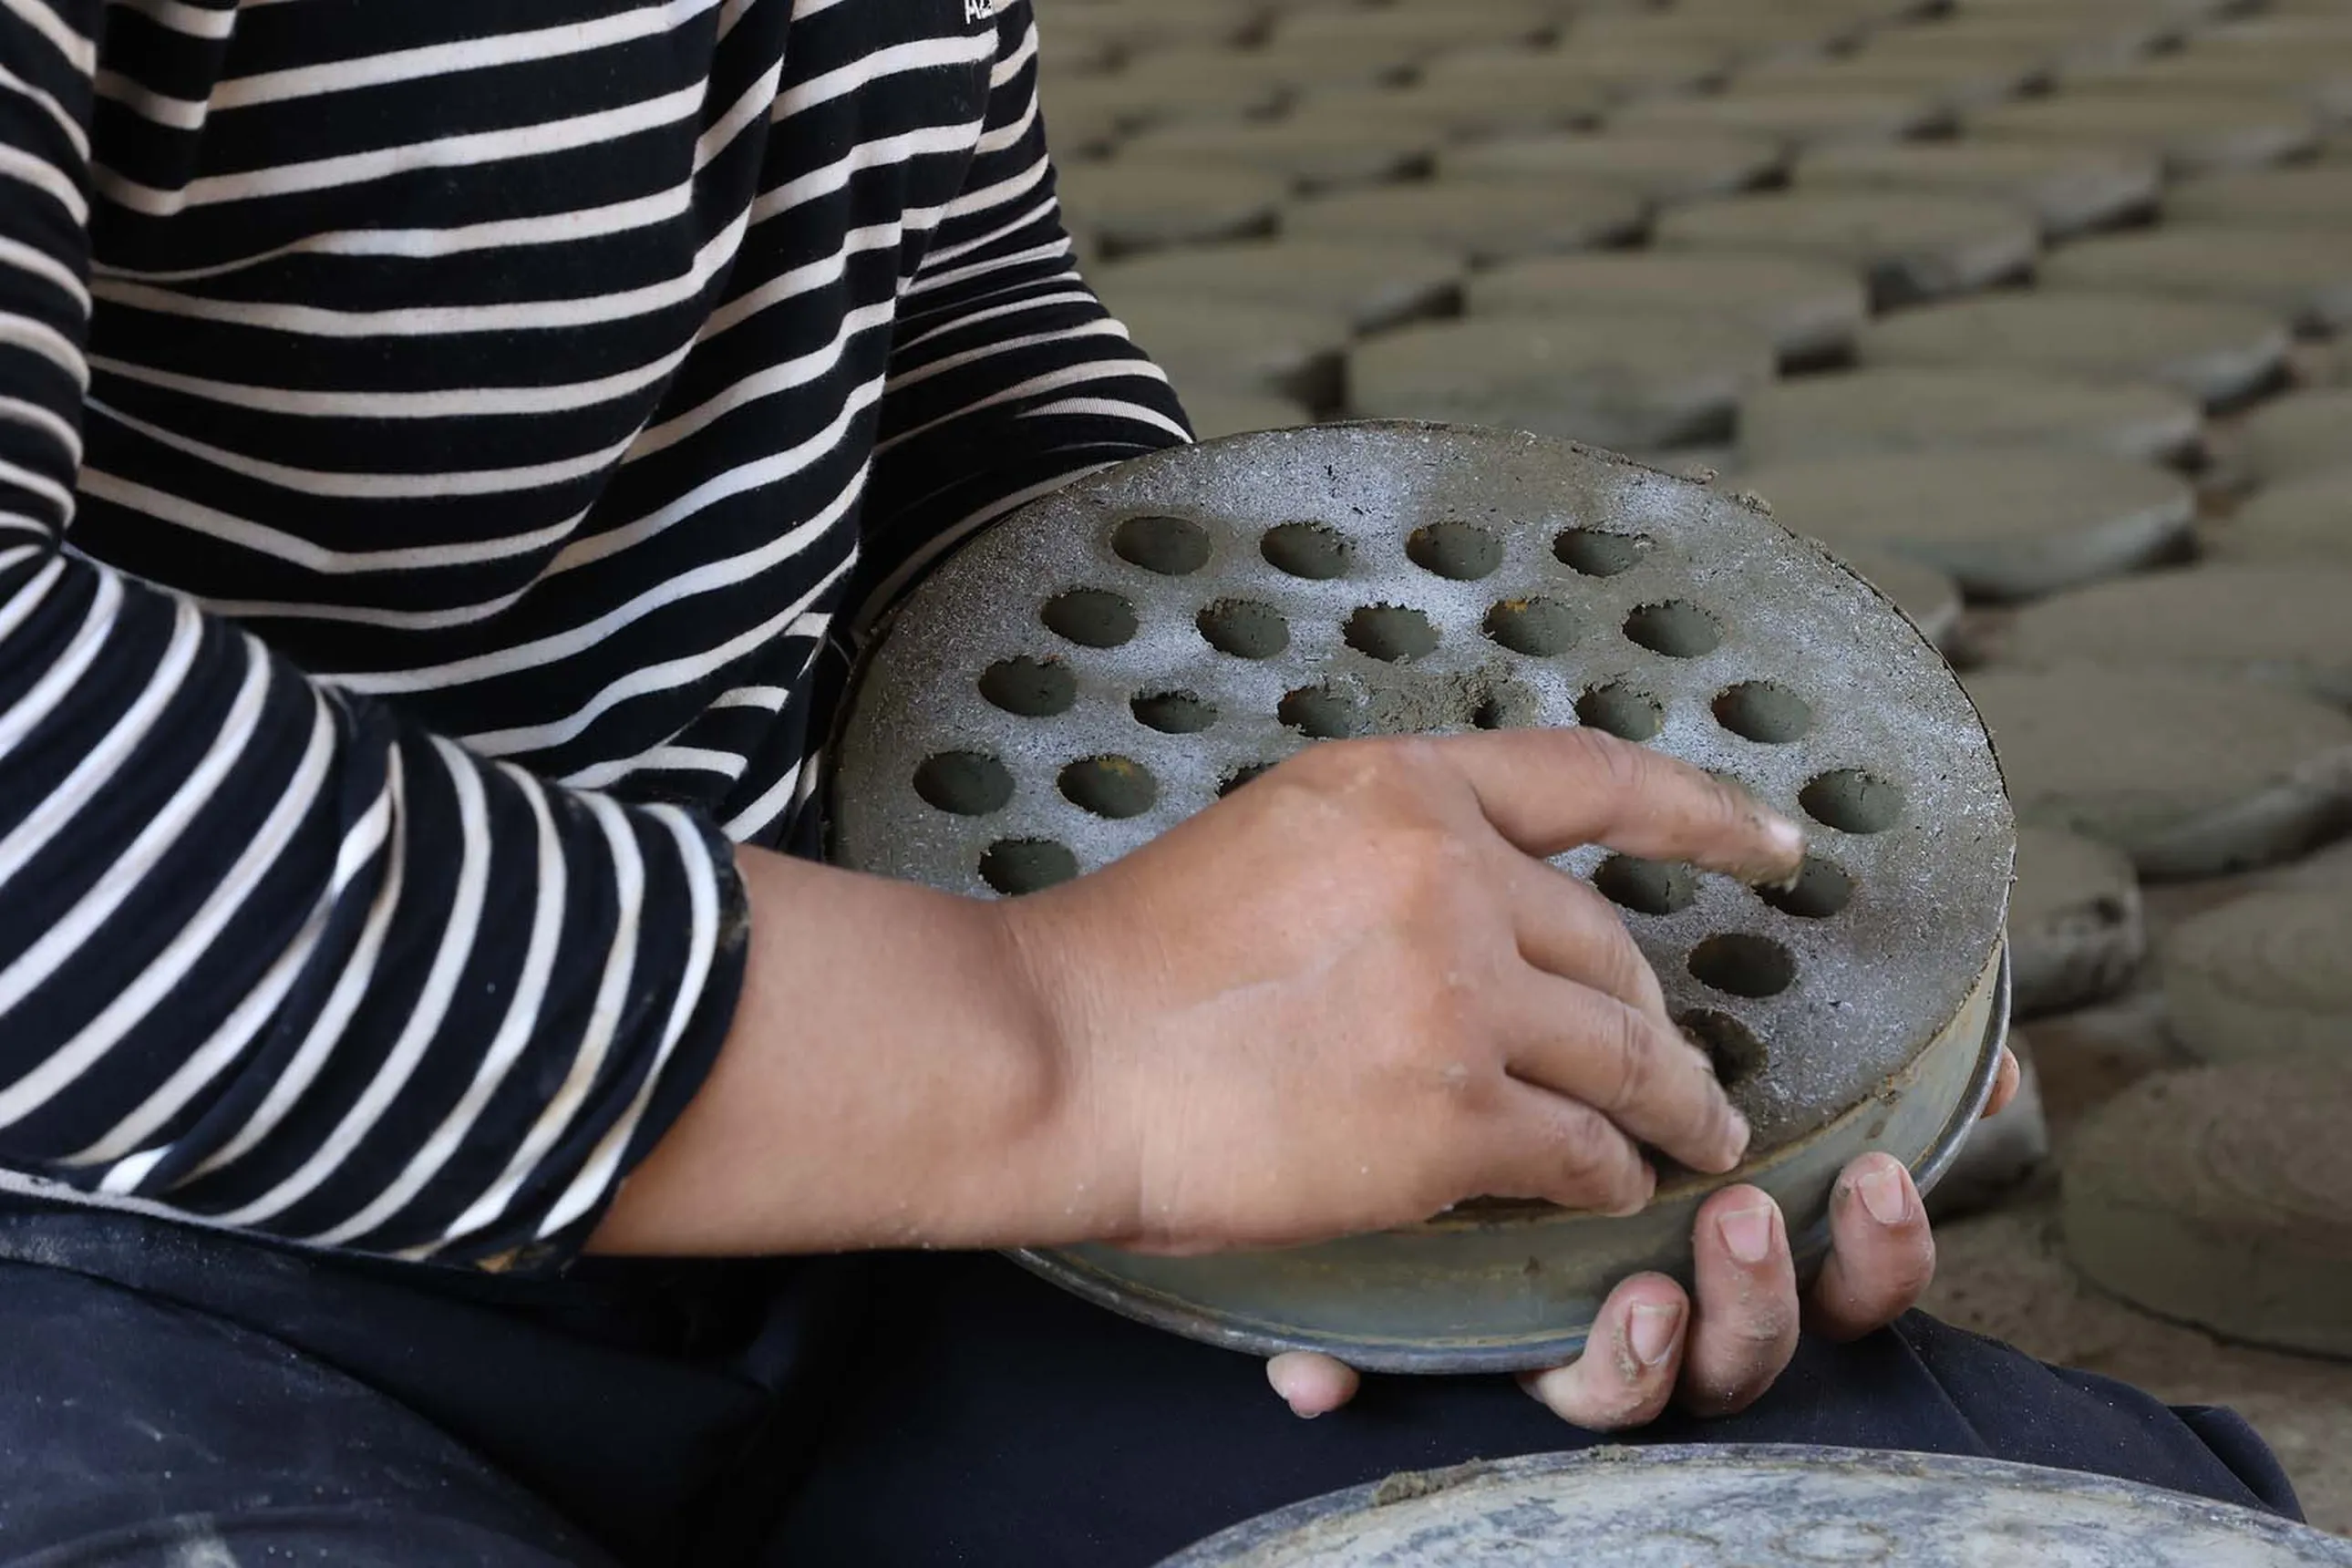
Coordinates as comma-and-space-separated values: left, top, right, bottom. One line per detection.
1264, 1047, 2023, 1427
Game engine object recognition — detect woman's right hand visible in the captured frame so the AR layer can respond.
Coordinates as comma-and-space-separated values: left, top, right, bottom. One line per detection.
997, 728, 1807, 1256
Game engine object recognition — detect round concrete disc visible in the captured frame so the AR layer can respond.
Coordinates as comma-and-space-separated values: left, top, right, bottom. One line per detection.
1285, 178, 1650, 266
1655, 191, 2042, 310
2064, 1061, 2352, 1359
2009, 825, 2147, 1016
1041, 67, 1284, 143
829, 424, 2014, 1369
1962, 663, 2352, 877
2206, 469, 2352, 568
1604, 87, 1954, 150
1264, 2, 1558, 75
1116, 117, 1434, 194
1965, 90, 2324, 177
1568, 6, 1872, 64
2166, 167, 2352, 232
1998, 562, 2352, 707
1088, 239, 1463, 335
2059, 52, 2352, 124
1052, 161, 1286, 256
1905, 14, 2183, 72
1738, 449, 2195, 601
1792, 140, 2161, 240
1859, 291, 2291, 410
2040, 228, 2352, 333
1439, 130, 1786, 207
1738, 367, 2203, 467
1108, 296, 1350, 407
1161, 1446, 2352, 1567
1295, 69, 1621, 141
1181, 391, 1309, 441
1807, 538, 1965, 648
1349, 315, 1778, 449
2239, 389, 2352, 484
2164, 889, 2352, 1065
1468, 251, 1870, 369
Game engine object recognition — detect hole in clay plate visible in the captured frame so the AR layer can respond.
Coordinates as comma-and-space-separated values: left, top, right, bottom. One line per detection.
1344, 604, 1439, 663
979, 657, 1077, 718
1800, 769, 1906, 835
1261, 521, 1352, 580
1757, 856, 1856, 920
1111, 514, 1212, 576
1678, 1008, 1767, 1088
1713, 681, 1814, 745
1198, 599, 1291, 659
1279, 684, 1363, 739
1555, 528, 1653, 577
1041, 589, 1139, 648
1594, 854, 1697, 915
1132, 690, 1219, 733
1219, 762, 1275, 797
979, 839, 1078, 896
1576, 684, 1665, 742
1624, 601, 1722, 659
1058, 755, 1159, 819
1483, 597, 1578, 656
1406, 521, 1504, 582
1689, 934, 1798, 999
913, 751, 1016, 816
1471, 696, 1510, 730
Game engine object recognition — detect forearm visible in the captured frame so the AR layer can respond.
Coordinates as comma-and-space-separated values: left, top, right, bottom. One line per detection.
587, 844, 1109, 1255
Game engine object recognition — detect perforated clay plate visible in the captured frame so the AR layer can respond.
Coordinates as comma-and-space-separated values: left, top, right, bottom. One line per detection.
828, 423, 2014, 1371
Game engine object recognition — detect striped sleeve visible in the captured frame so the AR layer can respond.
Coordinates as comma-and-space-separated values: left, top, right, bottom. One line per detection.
848, 0, 1191, 630
0, 0, 748, 1272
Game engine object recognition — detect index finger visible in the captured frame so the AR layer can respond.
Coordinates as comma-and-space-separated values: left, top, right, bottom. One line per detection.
1440, 728, 1806, 886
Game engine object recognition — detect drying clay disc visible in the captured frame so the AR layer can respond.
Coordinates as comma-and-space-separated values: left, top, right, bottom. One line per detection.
1041, 69, 1281, 145
1287, 78, 1612, 144
2239, 389, 2352, 484
1440, 131, 1786, 207
1285, 178, 1649, 266
1181, 391, 1309, 442
1963, 664, 2352, 878
1051, 162, 1286, 256
1088, 239, 1463, 335
2063, 1060, 2352, 1359
1116, 117, 1435, 194
1998, 562, 2352, 707
2008, 825, 2147, 1016
1108, 296, 1350, 407
1416, 40, 1730, 103
1738, 367, 2203, 467
1735, 48, 2051, 113
1965, 90, 2324, 176
1859, 290, 2291, 409
2059, 53, 2352, 125
1656, 191, 2041, 310
1468, 251, 1870, 368
1738, 449, 2195, 601
1604, 86, 1953, 150
1808, 538, 1965, 648
2164, 889, 2352, 1065
2206, 469, 2352, 568
1792, 140, 2161, 240
2166, 167, 2352, 232
1349, 314, 1778, 450
2040, 228, 2352, 334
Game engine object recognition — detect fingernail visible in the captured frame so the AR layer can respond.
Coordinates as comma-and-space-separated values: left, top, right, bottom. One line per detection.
1724, 1110, 1752, 1168
1858, 1163, 1910, 1228
1718, 1202, 1775, 1265
1765, 811, 1806, 861
1629, 1302, 1682, 1367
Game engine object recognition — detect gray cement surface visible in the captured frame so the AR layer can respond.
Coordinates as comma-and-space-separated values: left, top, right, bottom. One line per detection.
1737, 367, 2202, 467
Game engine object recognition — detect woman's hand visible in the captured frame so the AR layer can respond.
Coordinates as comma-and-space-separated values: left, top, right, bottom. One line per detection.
1264, 1051, 2026, 1426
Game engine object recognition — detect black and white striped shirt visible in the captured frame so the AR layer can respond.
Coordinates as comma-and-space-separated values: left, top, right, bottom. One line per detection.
0, 0, 1185, 1269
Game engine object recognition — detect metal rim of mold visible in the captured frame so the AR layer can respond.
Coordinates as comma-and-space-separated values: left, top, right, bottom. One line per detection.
825, 421, 2015, 1374
1153, 1443, 2352, 1568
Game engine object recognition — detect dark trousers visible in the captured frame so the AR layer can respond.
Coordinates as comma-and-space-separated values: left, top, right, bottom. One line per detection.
0, 1202, 2302, 1567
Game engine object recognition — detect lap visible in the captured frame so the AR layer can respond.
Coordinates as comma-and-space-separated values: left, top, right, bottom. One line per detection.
767, 1253, 2303, 1567
0, 1259, 606, 1568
